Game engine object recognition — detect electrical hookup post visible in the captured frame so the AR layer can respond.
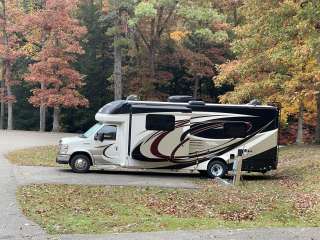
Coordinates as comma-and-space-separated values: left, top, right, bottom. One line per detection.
232, 147, 251, 186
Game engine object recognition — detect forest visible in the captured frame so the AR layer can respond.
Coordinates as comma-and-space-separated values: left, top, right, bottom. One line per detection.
0, 0, 319, 144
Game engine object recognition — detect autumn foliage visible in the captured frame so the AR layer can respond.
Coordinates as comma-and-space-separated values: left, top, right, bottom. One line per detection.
0, 0, 25, 92
24, 0, 88, 110
0, 0, 319, 138
0, 0, 26, 129
216, 0, 320, 143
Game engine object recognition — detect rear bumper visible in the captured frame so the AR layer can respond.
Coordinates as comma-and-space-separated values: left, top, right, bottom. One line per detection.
56, 154, 70, 164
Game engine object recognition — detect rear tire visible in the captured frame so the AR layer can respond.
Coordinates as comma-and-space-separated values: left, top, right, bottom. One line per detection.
207, 160, 227, 178
70, 154, 91, 173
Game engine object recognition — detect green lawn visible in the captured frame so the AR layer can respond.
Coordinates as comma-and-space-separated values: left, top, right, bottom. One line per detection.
7, 146, 58, 167
16, 145, 320, 234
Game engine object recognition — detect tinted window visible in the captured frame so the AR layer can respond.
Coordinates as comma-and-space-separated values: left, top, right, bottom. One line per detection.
146, 114, 175, 131
192, 121, 249, 139
193, 126, 225, 139
224, 122, 248, 138
98, 125, 117, 140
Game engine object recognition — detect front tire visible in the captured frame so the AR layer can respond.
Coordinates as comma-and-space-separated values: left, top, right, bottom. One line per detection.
207, 160, 227, 178
70, 154, 91, 173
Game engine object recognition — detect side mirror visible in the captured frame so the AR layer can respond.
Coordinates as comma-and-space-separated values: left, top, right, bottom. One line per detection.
94, 132, 104, 142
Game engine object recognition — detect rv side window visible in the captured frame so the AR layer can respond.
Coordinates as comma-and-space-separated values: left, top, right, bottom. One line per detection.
193, 126, 224, 139
98, 125, 117, 140
146, 114, 175, 131
193, 122, 249, 139
224, 122, 248, 138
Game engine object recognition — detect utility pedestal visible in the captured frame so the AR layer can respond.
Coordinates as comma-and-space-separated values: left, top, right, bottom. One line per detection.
233, 149, 244, 186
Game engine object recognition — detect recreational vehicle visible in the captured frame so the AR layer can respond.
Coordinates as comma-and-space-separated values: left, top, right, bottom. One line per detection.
56, 96, 279, 178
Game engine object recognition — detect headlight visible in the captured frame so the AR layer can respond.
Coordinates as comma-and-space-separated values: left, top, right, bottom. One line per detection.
59, 144, 69, 154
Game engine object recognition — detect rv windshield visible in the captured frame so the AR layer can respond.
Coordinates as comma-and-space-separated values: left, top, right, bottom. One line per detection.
81, 123, 102, 138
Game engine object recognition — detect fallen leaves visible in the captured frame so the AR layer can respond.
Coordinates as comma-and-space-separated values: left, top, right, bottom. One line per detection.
293, 193, 319, 216
220, 208, 257, 221
15, 146, 320, 234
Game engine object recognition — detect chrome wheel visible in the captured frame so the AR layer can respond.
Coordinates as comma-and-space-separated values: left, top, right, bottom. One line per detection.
70, 154, 91, 173
210, 163, 223, 177
74, 158, 88, 170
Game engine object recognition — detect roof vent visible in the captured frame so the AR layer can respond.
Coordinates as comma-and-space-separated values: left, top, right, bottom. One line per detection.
168, 95, 193, 103
247, 99, 261, 106
188, 100, 205, 106
126, 95, 139, 101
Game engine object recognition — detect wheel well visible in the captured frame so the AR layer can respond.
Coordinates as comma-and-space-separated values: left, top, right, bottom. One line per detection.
208, 158, 227, 167
70, 152, 93, 166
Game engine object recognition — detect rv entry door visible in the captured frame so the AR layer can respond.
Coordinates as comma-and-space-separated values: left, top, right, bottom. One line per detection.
93, 124, 120, 165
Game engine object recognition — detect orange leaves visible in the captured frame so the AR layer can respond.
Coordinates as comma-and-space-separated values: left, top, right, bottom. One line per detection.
1, 95, 16, 104
29, 88, 88, 108
0, 0, 27, 103
177, 48, 215, 78
212, 21, 230, 32
215, 0, 320, 137
23, 0, 88, 110
215, 60, 241, 86
169, 30, 189, 42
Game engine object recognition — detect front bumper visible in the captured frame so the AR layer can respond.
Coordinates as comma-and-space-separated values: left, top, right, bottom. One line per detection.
56, 154, 70, 164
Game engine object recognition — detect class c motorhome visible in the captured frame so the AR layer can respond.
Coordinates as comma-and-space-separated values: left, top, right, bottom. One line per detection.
56, 96, 279, 178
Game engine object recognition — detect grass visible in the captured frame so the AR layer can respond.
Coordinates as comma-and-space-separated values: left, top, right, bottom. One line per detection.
16, 145, 320, 234
7, 145, 58, 167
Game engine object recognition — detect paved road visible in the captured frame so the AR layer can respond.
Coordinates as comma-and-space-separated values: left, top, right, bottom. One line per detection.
0, 130, 199, 240
0, 130, 72, 240
13, 166, 200, 189
1, 130, 320, 240
61, 228, 320, 240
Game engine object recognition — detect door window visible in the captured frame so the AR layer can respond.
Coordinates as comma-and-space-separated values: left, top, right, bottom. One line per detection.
98, 125, 117, 140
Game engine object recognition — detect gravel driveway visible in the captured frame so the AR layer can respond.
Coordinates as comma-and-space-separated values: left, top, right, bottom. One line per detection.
0, 130, 320, 240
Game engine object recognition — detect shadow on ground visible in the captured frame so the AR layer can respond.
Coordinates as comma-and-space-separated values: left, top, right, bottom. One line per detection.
58, 168, 200, 178
57, 167, 282, 181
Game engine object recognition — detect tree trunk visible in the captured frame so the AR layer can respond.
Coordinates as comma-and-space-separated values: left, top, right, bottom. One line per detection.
315, 93, 320, 143
1, 0, 12, 130
39, 82, 46, 132
148, 45, 156, 81
315, 33, 320, 143
0, 66, 4, 130
52, 106, 60, 132
6, 84, 12, 130
0, 96, 4, 129
39, 105, 46, 132
296, 101, 304, 145
193, 77, 199, 99
113, 35, 122, 100
233, 6, 238, 26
